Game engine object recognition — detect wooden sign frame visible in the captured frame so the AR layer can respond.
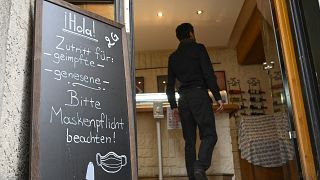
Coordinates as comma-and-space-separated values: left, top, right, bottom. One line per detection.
31, 0, 137, 179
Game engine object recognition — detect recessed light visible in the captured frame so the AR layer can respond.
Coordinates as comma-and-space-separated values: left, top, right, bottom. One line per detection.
157, 12, 163, 17
196, 10, 203, 15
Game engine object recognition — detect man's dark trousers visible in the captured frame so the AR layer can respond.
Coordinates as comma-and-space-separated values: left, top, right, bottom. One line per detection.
178, 88, 218, 180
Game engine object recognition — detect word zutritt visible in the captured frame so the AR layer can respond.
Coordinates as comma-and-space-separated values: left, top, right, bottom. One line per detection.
56, 35, 91, 56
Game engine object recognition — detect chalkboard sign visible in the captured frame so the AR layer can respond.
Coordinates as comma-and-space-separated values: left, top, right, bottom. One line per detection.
31, 0, 137, 179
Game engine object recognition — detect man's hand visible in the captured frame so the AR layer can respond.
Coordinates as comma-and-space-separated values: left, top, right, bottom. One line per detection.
215, 100, 224, 112
173, 108, 180, 120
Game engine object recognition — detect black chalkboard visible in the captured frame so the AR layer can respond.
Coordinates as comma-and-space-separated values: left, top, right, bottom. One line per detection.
31, 0, 137, 179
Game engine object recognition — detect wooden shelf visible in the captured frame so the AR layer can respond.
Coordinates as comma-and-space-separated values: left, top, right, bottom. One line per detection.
272, 83, 284, 90
228, 90, 245, 94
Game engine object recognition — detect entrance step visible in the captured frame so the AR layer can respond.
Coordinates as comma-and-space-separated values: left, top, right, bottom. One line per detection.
139, 174, 233, 180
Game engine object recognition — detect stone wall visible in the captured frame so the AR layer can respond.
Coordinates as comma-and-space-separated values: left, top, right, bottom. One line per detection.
0, 0, 34, 179
0, 0, 11, 118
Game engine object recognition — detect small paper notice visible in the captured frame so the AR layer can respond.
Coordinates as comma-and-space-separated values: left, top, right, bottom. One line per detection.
167, 107, 181, 130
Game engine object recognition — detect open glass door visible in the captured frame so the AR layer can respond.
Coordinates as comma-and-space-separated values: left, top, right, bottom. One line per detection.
132, 0, 308, 179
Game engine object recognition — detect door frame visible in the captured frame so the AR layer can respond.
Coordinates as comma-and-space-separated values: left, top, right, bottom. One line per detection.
114, 1, 138, 179
272, 0, 317, 179
286, 0, 320, 175
115, 0, 319, 178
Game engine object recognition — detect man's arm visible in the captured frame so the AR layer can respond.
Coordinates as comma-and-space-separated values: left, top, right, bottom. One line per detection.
198, 44, 222, 101
166, 59, 177, 109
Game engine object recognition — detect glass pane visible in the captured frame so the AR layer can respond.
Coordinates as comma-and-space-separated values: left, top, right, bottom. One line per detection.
76, 3, 114, 20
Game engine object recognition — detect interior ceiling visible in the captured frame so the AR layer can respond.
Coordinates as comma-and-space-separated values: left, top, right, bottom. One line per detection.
134, 0, 245, 51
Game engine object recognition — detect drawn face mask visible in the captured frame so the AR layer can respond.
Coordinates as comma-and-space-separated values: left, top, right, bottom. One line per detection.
96, 152, 127, 173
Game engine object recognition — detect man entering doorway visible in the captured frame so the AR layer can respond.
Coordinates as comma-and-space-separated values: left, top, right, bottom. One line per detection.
166, 23, 224, 180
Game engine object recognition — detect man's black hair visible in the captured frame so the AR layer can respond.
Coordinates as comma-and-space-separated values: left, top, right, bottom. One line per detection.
176, 23, 194, 41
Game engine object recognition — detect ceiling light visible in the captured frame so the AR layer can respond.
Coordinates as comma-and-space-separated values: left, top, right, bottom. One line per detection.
196, 10, 203, 15
157, 12, 163, 17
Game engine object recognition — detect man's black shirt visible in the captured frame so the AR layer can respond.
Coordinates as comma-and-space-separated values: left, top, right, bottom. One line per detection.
166, 39, 222, 109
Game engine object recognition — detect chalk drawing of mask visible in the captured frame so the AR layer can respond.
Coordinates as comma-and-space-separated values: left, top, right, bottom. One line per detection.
96, 152, 127, 173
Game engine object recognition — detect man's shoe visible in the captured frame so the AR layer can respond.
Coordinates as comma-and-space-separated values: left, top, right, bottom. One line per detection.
194, 169, 208, 180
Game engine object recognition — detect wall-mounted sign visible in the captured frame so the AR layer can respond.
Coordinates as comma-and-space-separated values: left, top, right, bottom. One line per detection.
215, 71, 226, 91
153, 102, 164, 119
167, 107, 181, 129
31, 0, 137, 179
